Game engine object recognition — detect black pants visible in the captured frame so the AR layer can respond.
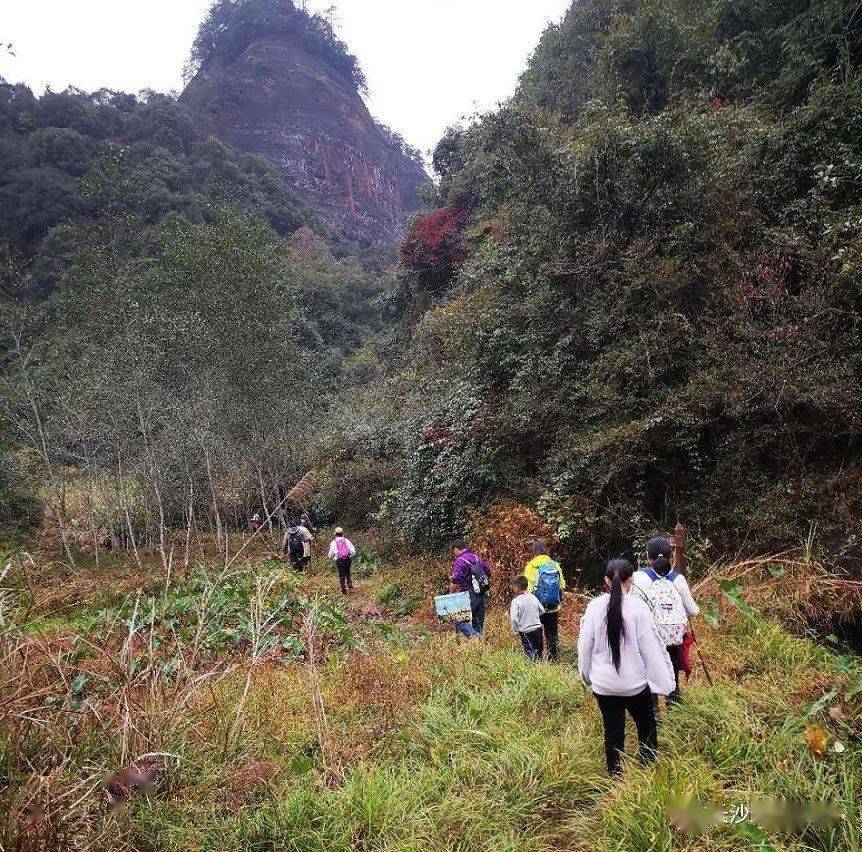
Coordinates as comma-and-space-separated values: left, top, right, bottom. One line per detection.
472, 594, 487, 634
518, 628, 544, 661
540, 610, 559, 661
594, 687, 658, 775
335, 557, 353, 593
667, 644, 683, 703
653, 644, 684, 712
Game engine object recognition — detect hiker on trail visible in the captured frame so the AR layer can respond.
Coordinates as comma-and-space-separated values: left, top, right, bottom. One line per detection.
449, 539, 492, 638
328, 527, 356, 594
301, 512, 318, 535
250, 512, 263, 533
282, 519, 313, 572
632, 537, 700, 705
510, 576, 545, 661
577, 559, 675, 775
523, 540, 565, 661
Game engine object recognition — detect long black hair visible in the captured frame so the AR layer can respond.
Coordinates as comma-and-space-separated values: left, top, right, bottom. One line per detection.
605, 558, 634, 672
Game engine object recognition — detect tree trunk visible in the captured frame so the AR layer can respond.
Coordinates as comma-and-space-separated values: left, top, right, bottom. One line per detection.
203, 446, 223, 557
14, 341, 77, 567
117, 452, 143, 572
184, 473, 194, 573
136, 401, 169, 573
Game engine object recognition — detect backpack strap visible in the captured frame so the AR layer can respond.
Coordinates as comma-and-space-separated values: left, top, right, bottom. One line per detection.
631, 583, 652, 608
644, 567, 660, 582
666, 570, 679, 582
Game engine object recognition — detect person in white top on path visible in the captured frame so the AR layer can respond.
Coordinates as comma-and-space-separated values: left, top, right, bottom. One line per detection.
328, 527, 357, 594
578, 559, 675, 775
632, 536, 699, 705
510, 575, 545, 661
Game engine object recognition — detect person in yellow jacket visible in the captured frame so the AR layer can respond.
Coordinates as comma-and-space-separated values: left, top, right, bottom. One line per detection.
523, 540, 566, 661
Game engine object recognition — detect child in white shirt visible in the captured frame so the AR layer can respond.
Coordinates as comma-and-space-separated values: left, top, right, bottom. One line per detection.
510, 575, 545, 661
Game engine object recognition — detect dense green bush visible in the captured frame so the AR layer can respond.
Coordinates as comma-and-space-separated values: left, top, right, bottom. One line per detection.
372, 0, 862, 562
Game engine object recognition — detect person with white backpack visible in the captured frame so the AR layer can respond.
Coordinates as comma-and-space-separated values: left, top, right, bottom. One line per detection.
328, 527, 357, 594
632, 537, 699, 704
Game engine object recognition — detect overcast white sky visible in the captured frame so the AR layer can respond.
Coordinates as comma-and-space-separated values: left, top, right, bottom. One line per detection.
0, 0, 570, 162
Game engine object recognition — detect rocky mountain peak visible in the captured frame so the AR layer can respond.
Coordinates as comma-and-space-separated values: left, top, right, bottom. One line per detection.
181, 19, 427, 246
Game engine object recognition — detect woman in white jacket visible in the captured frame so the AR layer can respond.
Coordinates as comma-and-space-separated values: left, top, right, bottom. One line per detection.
578, 559, 675, 775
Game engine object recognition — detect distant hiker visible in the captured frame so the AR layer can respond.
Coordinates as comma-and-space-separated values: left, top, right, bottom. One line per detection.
250, 512, 263, 533
301, 512, 318, 535
510, 576, 545, 661
449, 539, 492, 638
283, 519, 313, 572
328, 527, 356, 594
632, 536, 700, 705
577, 559, 675, 775
523, 539, 566, 661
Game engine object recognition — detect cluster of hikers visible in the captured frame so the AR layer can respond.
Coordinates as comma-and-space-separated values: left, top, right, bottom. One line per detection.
250, 510, 358, 595
249, 509, 701, 775
447, 535, 700, 775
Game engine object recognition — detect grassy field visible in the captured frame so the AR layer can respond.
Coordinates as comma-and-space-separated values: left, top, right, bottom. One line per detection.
0, 535, 860, 851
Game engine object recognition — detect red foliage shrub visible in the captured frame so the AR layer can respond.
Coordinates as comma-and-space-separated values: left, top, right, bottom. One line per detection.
742, 244, 796, 307
423, 424, 455, 446
400, 207, 468, 288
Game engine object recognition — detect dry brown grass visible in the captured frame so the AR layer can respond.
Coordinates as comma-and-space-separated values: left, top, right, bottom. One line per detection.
694, 550, 862, 639
2, 534, 860, 851
467, 503, 559, 603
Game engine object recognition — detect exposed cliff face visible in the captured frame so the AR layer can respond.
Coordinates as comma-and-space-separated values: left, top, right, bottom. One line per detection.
181, 32, 427, 246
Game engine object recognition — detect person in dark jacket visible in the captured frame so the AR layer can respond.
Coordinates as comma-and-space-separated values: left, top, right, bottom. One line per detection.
282, 520, 312, 572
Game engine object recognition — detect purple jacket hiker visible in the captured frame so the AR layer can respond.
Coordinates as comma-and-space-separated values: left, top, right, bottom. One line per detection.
450, 548, 491, 638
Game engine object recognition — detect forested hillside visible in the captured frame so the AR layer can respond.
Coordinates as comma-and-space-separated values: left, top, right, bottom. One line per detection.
326, 0, 862, 575
0, 25, 391, 547
0, 84, 340, 286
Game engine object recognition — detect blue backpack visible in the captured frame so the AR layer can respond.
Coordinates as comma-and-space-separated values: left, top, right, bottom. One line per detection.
534, 560, 563, 608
